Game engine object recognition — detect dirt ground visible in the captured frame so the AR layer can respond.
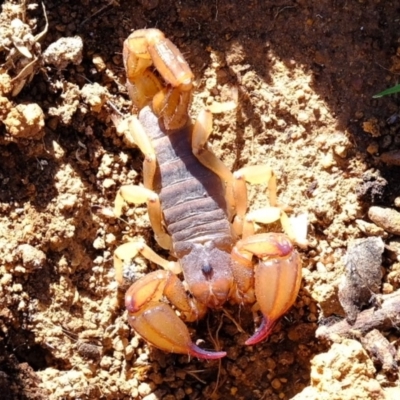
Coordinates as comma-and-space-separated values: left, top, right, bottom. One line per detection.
1, 0, 400, 399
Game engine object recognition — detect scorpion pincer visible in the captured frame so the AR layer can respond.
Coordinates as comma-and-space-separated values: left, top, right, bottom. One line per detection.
113, 28, 307, 359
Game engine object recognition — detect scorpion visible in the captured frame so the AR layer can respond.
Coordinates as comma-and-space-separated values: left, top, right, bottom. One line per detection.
113, 29, 307, 359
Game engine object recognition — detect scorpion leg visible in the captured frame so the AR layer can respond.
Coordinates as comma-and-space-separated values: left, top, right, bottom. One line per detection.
231, 233, 302, 345
232, 166, 308, 246
232, 165, 278, 237
124, 115, 157, 189
192, 109, 236, 218
247, 209, 308, 248
114, 185, 172, 251
125, 270, 227, 359
114, 240, 180, 285
115, 115, 172, 250
192, 109, 234, 182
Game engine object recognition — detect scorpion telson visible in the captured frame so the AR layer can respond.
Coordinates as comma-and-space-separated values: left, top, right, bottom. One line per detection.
113, 28, 307, 359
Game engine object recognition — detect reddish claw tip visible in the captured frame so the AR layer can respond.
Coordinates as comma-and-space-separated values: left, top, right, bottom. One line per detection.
188, 344, 227, 360
245, 318, 276, 346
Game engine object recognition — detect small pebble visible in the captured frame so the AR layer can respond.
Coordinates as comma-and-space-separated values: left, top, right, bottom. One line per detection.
138, 382, 154, 396
77, 343, 101, 361
297, 111, 310, 123
102, 178, 115, 189
366, 142, 379, 155
17, 244, 46, 271
334, 144, 348, 158
321, 151, 335, 169
4, 103, 45, 139
93, 237, 106, 250
142, 393, 158, 400
92, 54, 106, 72
368, 206, 400, 235
355, 219, 386, 237
271, 378, 282, 390
42, 36, 83, 69
382, 283, 393, 294
339, 237, 384, 323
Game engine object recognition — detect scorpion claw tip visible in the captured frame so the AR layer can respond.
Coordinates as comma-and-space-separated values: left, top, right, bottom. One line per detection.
188, 344, 227, 360
245, 318, 276, 346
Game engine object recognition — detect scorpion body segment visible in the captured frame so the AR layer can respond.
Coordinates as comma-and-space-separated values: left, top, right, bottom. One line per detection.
114, 29, 306, 359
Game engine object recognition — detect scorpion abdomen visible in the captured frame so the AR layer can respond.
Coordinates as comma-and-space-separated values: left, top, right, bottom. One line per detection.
138, 106, 232, 247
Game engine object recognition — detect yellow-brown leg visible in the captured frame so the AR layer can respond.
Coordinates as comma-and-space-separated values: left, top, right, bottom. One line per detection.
114, 240, 180, 285
192, 109, 236, 218
124, 115, 157, 189
244, 208, 308, 247
114, 185, 171, 250
232, 165, 277, 237
232, 165, 307, 247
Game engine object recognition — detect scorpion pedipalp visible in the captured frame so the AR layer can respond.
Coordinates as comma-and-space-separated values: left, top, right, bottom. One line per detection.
232, 233, 302, 345
125, 270, 226, 359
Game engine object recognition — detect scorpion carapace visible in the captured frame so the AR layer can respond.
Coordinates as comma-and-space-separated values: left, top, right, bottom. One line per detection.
113, 28, 307, 359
